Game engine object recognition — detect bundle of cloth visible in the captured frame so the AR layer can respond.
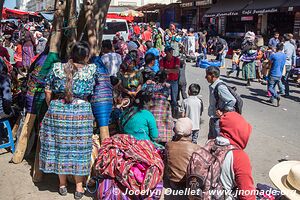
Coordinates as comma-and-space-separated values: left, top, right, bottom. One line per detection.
95, 134, 164, 200
241, 31, 256, 53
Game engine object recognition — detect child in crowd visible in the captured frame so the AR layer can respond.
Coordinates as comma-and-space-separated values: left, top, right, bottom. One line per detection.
181, 84, 203, 144
227, 49, 241, 78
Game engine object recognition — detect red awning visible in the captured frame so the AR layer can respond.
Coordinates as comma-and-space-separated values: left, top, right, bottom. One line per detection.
2, 8, 38, 19
107, 13, 134, 22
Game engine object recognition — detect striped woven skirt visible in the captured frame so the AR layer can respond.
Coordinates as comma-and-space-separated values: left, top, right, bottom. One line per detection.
242, 61, 256, 80
22, 45, 35, 68
39, 99, 94, 176
149, 97, 174, 143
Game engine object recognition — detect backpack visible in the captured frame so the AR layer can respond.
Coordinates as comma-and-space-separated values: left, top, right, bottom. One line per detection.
214, 82, 243, 114
186, 140, 238, 200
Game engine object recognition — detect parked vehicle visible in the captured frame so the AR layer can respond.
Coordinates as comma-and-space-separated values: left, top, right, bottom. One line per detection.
102, 19, 129, 41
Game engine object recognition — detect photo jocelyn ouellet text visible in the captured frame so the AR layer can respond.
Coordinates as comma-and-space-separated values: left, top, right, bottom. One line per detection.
117, 188, 297, 197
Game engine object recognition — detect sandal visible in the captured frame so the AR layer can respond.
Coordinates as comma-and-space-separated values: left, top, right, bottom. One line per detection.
74, 191, 85, 200
59, 186, 68, 196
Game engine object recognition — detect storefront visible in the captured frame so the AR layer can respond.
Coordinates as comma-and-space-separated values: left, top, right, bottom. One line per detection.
241, 0, 294, 36
204, 0, 300, 39
203, 0, 250, 36
180, 2, 198, 30
282, 0, 300, 39
160, 3, 181, 29
196, 0, 214, 28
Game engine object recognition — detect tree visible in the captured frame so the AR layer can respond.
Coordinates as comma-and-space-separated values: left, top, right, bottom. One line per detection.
84, 0, 111, 56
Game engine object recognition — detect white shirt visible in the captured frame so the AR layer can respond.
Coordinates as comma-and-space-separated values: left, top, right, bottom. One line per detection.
183, 96, 202, 130
101, 52, 122, 77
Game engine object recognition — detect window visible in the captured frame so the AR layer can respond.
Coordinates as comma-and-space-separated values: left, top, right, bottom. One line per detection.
103, 22, 128, 34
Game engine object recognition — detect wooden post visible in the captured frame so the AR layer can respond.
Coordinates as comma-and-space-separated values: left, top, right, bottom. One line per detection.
11, 114, 36, 163
32, 136, 43, 182
12, 115, 22, 138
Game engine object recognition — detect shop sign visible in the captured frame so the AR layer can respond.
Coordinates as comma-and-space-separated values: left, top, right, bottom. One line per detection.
204, 11, 239, 18
196, 0, 212, 6
180, 2, 194, 7
242, 8, 278, 15
241, 16, 254, 21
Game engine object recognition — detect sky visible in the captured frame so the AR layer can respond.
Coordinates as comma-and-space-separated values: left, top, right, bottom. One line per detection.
4, 0, 17, 9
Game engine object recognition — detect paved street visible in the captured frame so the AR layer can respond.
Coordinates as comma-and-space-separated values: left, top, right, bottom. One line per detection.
0, 57, 300, 200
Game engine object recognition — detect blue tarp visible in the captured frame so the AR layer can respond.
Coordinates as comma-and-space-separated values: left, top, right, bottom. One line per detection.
198, 59, 221, 69
40, 12, 54, 21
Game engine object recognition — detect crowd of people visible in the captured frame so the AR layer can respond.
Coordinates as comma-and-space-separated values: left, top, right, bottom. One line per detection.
0, 20, 300, 200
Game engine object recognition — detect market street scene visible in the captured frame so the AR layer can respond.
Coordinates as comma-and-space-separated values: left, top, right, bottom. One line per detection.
0, 0, 300, 200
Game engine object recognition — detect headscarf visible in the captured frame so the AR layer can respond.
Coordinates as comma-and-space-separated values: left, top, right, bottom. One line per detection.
121, 54, 135, 72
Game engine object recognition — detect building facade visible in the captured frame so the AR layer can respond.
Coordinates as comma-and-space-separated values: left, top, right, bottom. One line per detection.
26, 0, 54, 11
179, 0, 214, 30
203, 0, 300, 39
16, 0, 31, 10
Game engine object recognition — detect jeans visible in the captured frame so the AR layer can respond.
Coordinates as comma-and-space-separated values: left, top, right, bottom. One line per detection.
228, 63, 240, 77
200, 46, 207, 59
168, 80, 179, 108
178, 82, 187, 100
217, 50, 228, 68
268, 76, 281, 100
282, 65, 292, 95
208, 118, 220, 139
191, 130, 199, 144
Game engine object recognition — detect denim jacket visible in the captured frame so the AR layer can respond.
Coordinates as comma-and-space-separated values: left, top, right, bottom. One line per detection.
208, 79, 236, 118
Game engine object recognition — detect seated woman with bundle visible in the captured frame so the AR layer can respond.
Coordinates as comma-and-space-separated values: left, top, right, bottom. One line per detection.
95, 91, 164, 200
119, 90, 159, 147
142, 70, 174, 146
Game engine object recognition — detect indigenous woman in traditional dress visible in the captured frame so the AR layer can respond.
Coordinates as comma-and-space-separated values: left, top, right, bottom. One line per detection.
39, 42, 96, 199
154, 29, 163, 52
20, 25, 35, 70
119, 90, 159, 146
241, 46, 257, 86
142, 71, 174, 145
117, 54, 143, 98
